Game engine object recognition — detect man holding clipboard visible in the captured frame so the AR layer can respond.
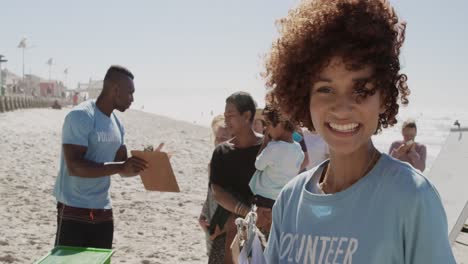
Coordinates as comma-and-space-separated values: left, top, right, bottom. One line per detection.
53, 65, 153, 249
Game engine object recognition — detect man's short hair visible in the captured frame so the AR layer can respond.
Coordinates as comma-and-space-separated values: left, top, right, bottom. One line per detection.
225, 92, 257, 122
104, 65, 134, 81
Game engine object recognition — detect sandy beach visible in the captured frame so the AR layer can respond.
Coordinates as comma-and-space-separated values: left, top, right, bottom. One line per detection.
0, 107, 212, 263
0, 107, 467, 263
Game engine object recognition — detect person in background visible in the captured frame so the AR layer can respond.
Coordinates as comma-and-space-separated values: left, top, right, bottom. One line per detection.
72, 92, 79, 106
208, 91, 262, 264
52, 100, 62, 110
292, 127, 309, 172
302, 128, 329, 170
389, 119, 426, 172
53, 65, 151, 249
198, 115, 232, 256
262, 0, 455, 262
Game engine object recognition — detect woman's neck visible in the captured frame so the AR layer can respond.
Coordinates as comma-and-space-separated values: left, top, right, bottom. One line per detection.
320, 142, 380, 193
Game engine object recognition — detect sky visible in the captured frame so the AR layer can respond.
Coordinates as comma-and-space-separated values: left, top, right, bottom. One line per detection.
1, 0, 467, 125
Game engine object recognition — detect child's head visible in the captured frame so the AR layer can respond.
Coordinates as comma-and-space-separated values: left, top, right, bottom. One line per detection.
264, 0, 409, 135
263, 104, 295, 140
211, 115, 232, 146
253, 108, 266, 134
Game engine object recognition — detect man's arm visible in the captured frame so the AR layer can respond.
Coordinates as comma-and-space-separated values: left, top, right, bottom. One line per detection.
113, 144, 142, 177
63, 144, 147, 178
114, 144, 128, 162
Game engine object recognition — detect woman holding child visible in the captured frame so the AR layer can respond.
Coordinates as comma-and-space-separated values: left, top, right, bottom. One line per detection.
263, 0, 455, 263
208, 92, 262, 264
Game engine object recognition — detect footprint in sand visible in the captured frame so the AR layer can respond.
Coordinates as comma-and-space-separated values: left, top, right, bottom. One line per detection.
0, 254, 19, 263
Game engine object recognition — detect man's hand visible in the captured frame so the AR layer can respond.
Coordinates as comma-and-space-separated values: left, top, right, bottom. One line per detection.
199, 215, 210, 232
121, 156, 148, 176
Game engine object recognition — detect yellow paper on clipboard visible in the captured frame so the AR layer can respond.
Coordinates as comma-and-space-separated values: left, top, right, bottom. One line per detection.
130, 150, 180, 192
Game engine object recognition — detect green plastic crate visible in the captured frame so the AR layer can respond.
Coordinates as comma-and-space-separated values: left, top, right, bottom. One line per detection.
35, 246, 113, 264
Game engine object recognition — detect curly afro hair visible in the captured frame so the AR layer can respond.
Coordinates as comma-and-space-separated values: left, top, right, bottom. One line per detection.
263, 0, 410, 133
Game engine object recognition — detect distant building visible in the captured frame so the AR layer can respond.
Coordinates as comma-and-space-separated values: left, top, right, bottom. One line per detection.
24, 74, 42, 96
1, 69, 67, 97
77, 79, 103, 99
39, 81, 66, 97
87, 80, 103, 99
1, 69, 20, 95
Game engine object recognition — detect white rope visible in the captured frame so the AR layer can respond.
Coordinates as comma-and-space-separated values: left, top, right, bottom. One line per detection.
234, 205, 268, 255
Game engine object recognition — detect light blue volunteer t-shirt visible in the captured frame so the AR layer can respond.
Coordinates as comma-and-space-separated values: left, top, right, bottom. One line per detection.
265, 154, 455, 264
249, 140, 304, 200
53, 100, 124, 209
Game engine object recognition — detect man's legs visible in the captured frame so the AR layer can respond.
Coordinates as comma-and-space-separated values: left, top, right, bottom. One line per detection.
55, 217, 87, 247
55, 218, 113, 249
55, 203, 114, 249
86, 221, 114, 249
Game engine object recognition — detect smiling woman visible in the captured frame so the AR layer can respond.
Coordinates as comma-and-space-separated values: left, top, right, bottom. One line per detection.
309, 56, 385, 156
263, 0, 456, 263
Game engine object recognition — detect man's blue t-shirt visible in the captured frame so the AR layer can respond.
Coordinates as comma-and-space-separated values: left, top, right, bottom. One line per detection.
53, 100, 124, 209
265, 154, 455, 264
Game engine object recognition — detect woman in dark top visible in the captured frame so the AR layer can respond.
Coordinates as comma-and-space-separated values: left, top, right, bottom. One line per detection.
208, 91, 262, 264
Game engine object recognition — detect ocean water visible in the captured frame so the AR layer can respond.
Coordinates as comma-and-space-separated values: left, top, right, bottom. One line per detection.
371, 108, 468, 173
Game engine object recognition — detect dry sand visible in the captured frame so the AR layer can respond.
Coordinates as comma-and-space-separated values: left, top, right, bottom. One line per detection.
0, 107, 467, 263
0, 108, 212, 263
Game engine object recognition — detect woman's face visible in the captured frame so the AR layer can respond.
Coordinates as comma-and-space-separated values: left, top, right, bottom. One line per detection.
402, 127, 417, 142
214, 126, 232, 146
253, 119, 265, 134
309, 56, 385, 155
224, 102, 251, 136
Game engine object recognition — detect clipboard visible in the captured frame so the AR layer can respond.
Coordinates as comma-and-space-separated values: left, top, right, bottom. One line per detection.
130, 150, 180, 192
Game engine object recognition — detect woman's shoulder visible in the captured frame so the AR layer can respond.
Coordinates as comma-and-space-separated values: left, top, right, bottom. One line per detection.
378, 154, 436, 195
